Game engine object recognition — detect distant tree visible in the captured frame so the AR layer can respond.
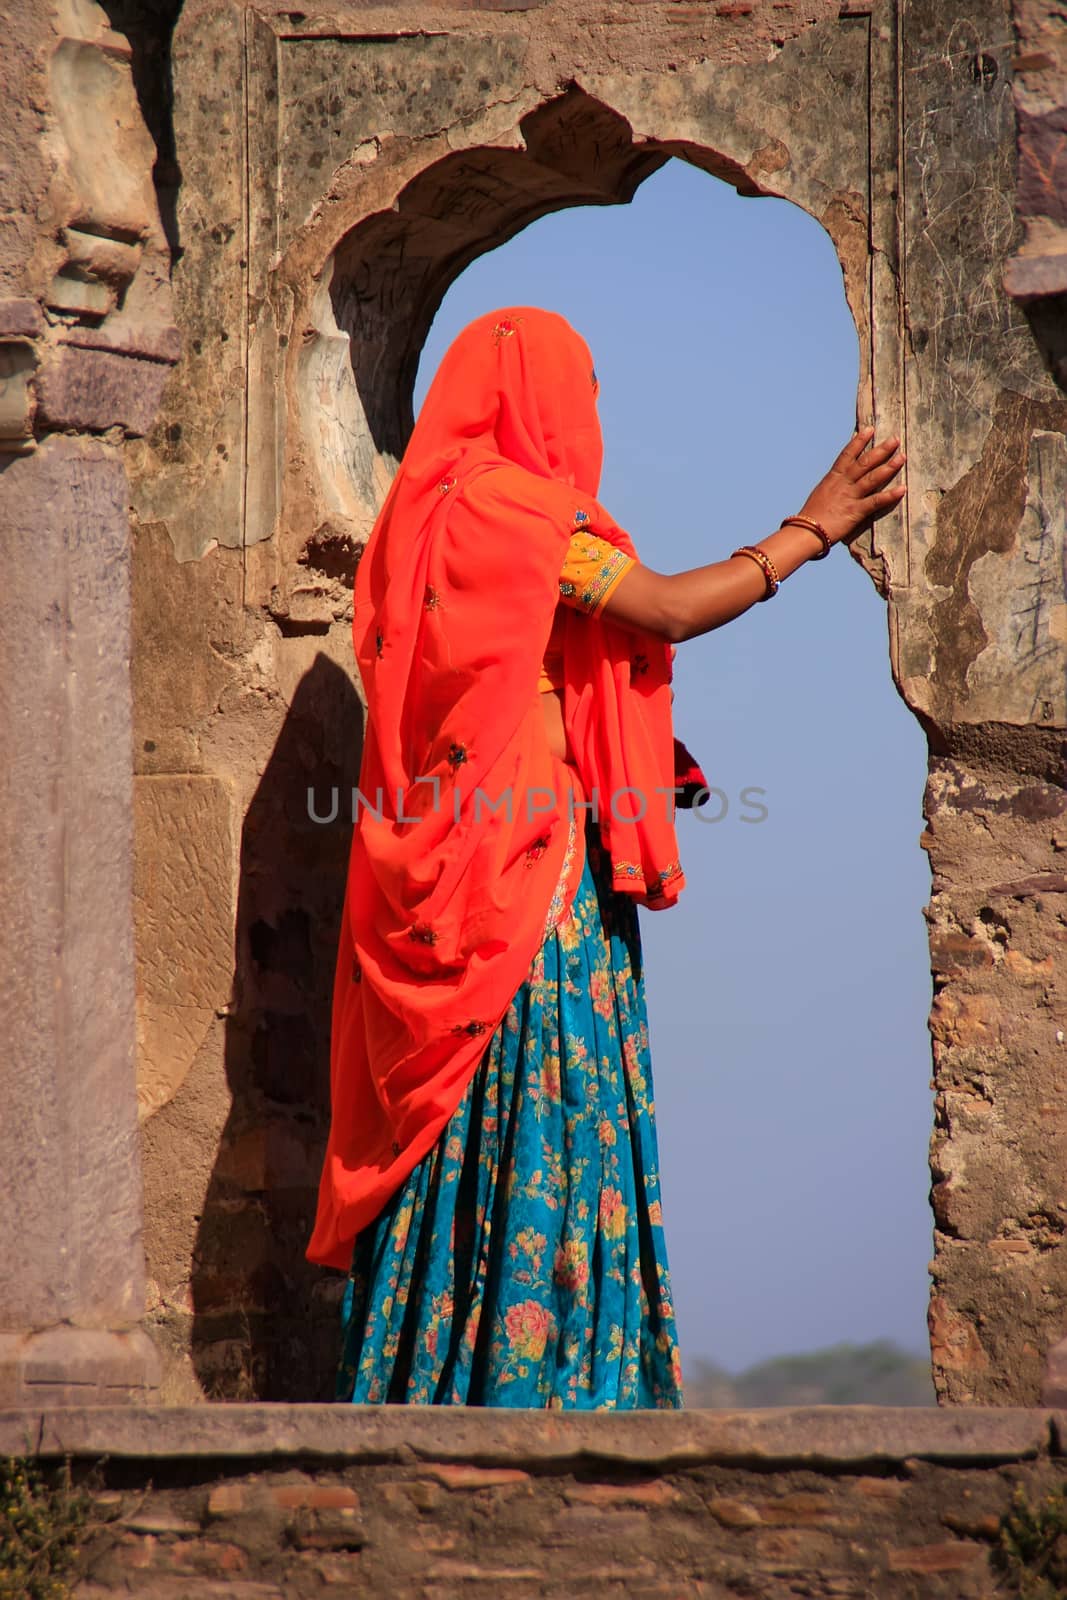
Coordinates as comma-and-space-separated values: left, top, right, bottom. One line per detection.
683, 1340, 935, 1407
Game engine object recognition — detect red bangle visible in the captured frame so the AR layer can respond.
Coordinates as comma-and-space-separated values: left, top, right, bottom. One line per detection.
731, 544, 780, 599
781, 515, 831, 559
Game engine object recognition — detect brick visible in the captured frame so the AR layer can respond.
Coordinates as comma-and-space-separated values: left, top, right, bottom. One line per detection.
942, 1510, 1002, 1539
164, 1539, 248, 1575
381, 1477, 444, 1511
120, 1585, 284, 1600
929, 1297, 992, 1372
274, 1481, 366, 1554
562, 1479, 684, 1506
757, 1491, 841, 1526
887, 1539, 988, 1573
122, 1508, 201, 1535
427, 1463, 532, 1490
207, 1482, 246, 1517
753, 1529, 842, 1570
117, 1532, 158, 1570
269, 1483, 361, 1510
287, 1513, 366, 1553
706, 1495, 762, 1528
930, 931, 994, 971
1003, 949, 1054, 982
426, 1561, 548, 1580
929, 992, 1003, 1048
854, 1476, 906, 1501
988, 871, 1067, 898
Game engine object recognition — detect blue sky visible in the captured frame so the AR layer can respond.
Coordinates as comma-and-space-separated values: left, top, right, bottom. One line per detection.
414, 157, 933, 1376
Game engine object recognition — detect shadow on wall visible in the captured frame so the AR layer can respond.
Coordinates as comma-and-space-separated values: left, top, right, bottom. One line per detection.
1022, 290, 1067, 394
97, 0, 185, 262
190, 655, 364, 1401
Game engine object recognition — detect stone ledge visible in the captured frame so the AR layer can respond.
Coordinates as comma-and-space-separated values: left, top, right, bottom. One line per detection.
56, 321, 183, 365
0, 1403, 1056, 1469
0, 299, 45, 337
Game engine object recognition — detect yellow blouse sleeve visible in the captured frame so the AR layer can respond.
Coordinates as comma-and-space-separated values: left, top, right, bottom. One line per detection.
557, 532, 637, 617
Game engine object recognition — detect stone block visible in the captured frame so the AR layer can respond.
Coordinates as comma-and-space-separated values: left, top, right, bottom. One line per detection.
0, 1327, 160, 1407
1041, 1334, 1067, 1404
46, 266, 116, 317
1004, 250, 1067, 298
0, 299, 43, 336
134, 774, 236, 1119
0, 1401, 1052, 1469
36, 344, 172, 436
0, 337, 37, 451
60, 321, 183, 364
0, 436, 146, 1333
1018, 105, 1067, 225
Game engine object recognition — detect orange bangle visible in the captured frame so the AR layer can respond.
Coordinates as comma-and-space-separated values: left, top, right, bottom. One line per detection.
781, 515, 831, 559
731, 544, 780, 600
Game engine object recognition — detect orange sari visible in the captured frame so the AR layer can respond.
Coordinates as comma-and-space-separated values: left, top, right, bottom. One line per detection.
308, 308, 685, 1270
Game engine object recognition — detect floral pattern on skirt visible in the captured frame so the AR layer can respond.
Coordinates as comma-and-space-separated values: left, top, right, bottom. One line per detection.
336, 824, 685, 1409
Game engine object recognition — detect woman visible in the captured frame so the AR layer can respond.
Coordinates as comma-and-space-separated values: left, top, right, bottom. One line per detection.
307, 307, 906, 1408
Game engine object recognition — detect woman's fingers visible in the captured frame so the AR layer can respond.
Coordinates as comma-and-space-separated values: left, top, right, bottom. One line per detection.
863, 483, 908, 514
856, 451, 905, 494
832, 427, 875, 472
848, 435, 901, 479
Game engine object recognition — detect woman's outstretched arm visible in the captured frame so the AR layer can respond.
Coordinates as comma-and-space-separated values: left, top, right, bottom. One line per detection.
603, 427, 907, 643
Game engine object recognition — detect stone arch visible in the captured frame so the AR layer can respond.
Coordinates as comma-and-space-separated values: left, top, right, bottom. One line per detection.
266, 69, 888, 622
123, 0, 1067, 1405
304, 87, 871, 533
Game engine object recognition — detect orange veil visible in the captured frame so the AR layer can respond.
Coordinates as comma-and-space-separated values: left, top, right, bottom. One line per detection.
307, 308, 686, 1269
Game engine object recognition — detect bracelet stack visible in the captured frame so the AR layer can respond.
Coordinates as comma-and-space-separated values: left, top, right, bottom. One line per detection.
731, 544, 780, 600
781, 514, 832, 558
731, 515, 832, 601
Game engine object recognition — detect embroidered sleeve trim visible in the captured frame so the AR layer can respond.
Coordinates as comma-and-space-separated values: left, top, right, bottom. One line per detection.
557, 532, 636, 616
611, 859, 684, 896
580, 547, 634, 616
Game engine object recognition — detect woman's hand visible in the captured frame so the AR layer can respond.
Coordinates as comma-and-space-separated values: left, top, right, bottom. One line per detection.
796, 426, 906, 546
602, 426, 908, 644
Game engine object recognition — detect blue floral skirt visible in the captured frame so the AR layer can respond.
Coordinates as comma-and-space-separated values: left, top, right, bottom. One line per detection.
336, 823, 685, 1409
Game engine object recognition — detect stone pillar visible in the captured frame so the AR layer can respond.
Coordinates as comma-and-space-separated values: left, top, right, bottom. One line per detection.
0, 437, 161, 1403
0, 0, 177, 1403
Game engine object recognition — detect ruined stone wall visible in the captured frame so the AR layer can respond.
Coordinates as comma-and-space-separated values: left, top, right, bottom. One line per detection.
16, 0, 1056, 1404
5, 1403, 1067, 1598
